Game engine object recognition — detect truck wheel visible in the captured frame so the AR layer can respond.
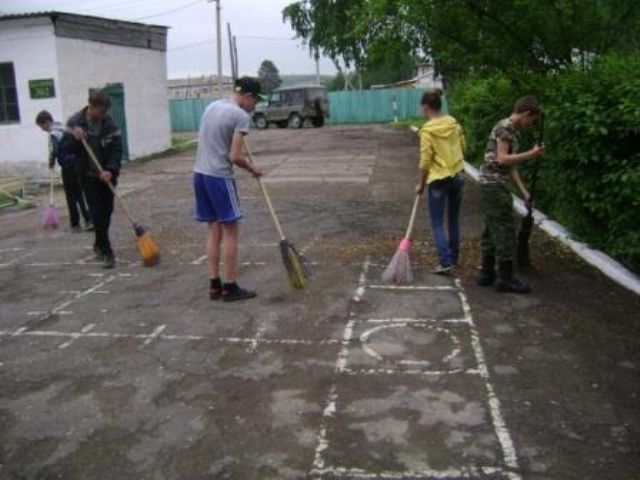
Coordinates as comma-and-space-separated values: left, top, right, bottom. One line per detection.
288, 113, 303, 129
254, 115, 268, 129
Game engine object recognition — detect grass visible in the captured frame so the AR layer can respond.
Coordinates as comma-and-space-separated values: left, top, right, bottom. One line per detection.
0, 192, 12, 208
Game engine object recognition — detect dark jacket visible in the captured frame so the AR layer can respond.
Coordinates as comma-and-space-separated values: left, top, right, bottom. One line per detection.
48, 123, 76, 169
64, 107, 122, 180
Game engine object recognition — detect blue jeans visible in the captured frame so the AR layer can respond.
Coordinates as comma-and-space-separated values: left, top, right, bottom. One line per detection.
427, 173, 465, 267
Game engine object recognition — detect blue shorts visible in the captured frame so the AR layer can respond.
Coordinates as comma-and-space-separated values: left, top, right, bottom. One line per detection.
193, 172, 243, 224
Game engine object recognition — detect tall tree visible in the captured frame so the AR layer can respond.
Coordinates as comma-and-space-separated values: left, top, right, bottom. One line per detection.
258, 60, 283, 93
283, 0, 640, 82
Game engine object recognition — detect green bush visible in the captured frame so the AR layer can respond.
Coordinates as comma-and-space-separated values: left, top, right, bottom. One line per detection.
449, 53, 640, 270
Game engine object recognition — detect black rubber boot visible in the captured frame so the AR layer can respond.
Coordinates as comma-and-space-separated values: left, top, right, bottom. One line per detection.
495, 261, 530, 294
476, 255, 496, 287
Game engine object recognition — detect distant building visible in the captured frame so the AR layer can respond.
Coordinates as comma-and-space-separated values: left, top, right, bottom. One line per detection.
371, 62, 444, 91
168, 75, 234, 100
0, 11, 171, 172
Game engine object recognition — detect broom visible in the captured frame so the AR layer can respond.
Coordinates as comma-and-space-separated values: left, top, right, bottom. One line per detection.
80, 138, 159, 267
517, 112, 544, 268
0, 186, 34, 209
42, 168, 59, 229
382, 194, 421, 284
242, 137, 310, 289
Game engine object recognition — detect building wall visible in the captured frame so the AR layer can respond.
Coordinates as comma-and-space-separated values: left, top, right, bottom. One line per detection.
56, 36, 171, 160
0, 18, 63, 169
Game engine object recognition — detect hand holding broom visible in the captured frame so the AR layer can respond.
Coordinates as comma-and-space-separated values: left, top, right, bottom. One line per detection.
80, 138, 159, 267
242, 137, 310, 289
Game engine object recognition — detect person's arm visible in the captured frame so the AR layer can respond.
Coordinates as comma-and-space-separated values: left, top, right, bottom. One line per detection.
48, 135, 56, 169
497, 139, 544, 166
415, 130, 433, 194
229, 132, 262, 177
101, 127, 122, 183
510, 168, 530, 202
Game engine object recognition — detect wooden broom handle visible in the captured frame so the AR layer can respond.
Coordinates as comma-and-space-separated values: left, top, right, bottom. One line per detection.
80, 138, 136, 225
242, 137, 286, 241
49, 167, 55, 204
404, 194, 421, 239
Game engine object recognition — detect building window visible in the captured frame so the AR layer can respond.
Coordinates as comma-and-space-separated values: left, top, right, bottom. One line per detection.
0, 63, 20, 124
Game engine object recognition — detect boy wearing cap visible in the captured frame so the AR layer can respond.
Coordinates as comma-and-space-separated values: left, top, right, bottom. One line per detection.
193, 76, 263, 302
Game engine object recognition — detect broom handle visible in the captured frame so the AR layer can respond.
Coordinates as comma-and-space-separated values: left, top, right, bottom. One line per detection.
404, 194, 421, 239
241, 137, 287, 241
49, 167, 55, 205
80, 138, 137, 226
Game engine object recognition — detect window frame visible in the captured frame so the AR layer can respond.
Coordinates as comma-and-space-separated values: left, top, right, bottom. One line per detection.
0, 63, 20, 125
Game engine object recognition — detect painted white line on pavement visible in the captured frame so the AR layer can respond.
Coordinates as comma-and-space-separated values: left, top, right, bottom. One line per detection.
0, 250, 37, 268
366, 317, 471, 325
247, 324, 267, 353
368, 285, 457, 291
311, 256, 371, 473
190, 254, 207, 265
57, 324, 96, 349
141, 325, 167, 347
310, 465, 518, 479
359, 323, 461, 365
342, 367, 480, 377
454, 278, 519, 471
0, 329, 344, 347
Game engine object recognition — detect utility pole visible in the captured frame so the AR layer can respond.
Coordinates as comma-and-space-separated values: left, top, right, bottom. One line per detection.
315, 51, 320, 85
208, 0, 223, 96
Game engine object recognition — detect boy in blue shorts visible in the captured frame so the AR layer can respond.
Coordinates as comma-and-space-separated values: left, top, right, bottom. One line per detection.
193, 77, 263, 302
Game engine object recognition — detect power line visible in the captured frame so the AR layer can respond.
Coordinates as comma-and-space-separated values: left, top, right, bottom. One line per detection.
134, 0, 203, 20
168, 35, 296, 52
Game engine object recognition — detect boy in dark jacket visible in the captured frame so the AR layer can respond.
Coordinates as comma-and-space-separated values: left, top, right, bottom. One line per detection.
64, 90, 122, 269
36, 110, 92, 232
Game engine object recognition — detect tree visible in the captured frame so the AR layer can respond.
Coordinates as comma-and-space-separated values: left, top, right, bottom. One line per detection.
258, 60, 283, 93
283, 0, 640, 82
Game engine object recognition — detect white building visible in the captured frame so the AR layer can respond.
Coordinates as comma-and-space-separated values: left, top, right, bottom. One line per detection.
168, 75, 234, 100
0, 11, 171, 174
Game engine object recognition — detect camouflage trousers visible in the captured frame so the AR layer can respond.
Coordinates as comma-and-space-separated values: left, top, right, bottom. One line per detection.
479, 184, 515, 261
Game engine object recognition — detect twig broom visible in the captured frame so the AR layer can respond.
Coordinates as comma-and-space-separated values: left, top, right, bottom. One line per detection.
80, 138, 159, 267
42, 168, 59, 229
242, 137, 310, 289
382, 194, 421, 284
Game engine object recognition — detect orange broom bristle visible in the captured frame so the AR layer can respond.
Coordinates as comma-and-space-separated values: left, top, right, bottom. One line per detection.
137, 232, 160, 266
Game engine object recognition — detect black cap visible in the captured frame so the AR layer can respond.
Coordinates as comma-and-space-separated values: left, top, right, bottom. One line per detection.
234, 77, 262, 98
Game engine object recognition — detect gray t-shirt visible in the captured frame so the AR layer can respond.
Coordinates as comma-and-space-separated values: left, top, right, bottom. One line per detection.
193, 98, 250, 178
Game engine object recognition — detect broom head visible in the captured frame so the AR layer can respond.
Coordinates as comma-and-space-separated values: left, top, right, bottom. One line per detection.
279, 239, 311, 289
42, 204, 59, 230
381, 238, 414, 284
134, 224, 159, 266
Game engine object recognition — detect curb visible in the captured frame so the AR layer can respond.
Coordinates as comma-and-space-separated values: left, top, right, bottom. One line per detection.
463, 161, 640, 296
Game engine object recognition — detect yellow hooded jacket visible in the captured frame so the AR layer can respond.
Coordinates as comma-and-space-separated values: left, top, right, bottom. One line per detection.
419, 115, 466, 183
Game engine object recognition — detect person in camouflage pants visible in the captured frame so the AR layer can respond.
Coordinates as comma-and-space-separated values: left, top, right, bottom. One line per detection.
477, 96, 545, 293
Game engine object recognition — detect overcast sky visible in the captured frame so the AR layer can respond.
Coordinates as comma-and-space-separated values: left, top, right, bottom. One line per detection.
1, 0, 338, 78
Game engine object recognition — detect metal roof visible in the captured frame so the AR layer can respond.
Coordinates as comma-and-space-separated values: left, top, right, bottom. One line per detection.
0, 11, 167, 29
0, 11, 168, 51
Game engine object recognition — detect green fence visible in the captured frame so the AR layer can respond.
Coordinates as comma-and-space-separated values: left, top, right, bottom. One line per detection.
169, 88, 448, 132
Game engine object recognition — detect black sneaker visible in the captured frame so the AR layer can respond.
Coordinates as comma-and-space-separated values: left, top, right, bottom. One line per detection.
71, 225, 82, 233
103, 254, 116, 269
222, 284, 257, 302
210, 278, 223, 300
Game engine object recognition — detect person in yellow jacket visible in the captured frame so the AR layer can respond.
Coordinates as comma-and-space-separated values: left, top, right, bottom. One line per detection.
415, 89, 466, 275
